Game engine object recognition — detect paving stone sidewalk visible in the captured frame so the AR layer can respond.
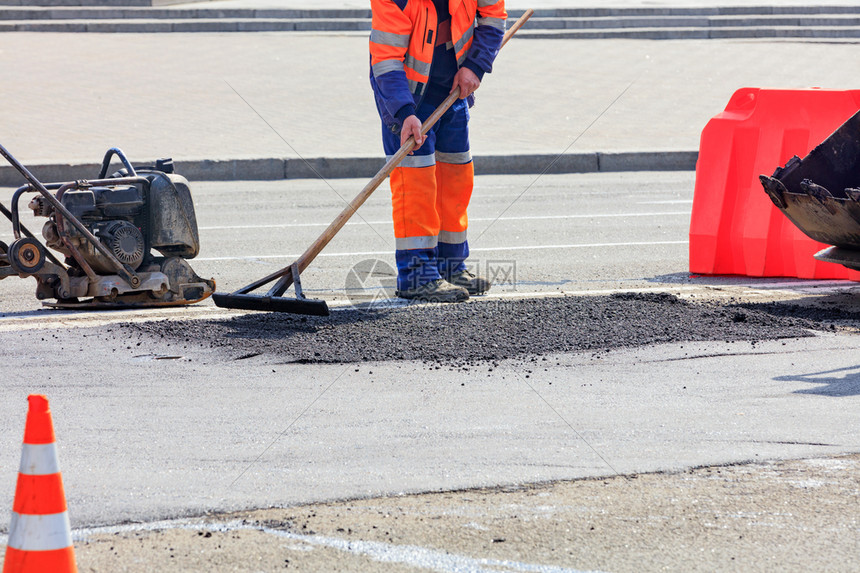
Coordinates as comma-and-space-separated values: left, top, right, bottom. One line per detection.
171, 0, 860, 9
1, 1, 859, 181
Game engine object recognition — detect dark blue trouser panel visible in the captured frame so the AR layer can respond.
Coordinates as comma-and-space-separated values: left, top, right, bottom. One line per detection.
382, 98, 472, 290
437, 241, 469, 278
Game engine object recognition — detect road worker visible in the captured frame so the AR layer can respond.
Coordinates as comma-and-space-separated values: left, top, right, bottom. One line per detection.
370, 0, 507, 302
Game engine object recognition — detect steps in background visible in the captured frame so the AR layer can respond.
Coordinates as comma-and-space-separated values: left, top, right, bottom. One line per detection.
2, 5, 860, 37
1, 0, 209, 6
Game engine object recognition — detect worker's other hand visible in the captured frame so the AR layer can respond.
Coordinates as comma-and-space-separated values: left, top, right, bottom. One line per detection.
401, 115, 426, 153
451, 67, 481, 99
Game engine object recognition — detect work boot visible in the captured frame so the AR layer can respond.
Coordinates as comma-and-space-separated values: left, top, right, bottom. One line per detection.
448, 269, 491, 295
396, 278, 469, 303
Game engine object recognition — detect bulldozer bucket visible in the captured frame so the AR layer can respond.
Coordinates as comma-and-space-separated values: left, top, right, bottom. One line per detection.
761, 109, 860, 269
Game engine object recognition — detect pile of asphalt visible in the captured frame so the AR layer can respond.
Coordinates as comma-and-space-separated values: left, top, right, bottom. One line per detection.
738, 300, 860, 324
127, 293, 817, 364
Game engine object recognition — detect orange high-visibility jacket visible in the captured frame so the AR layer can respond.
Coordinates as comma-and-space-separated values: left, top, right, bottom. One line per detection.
370, 0, 507, 131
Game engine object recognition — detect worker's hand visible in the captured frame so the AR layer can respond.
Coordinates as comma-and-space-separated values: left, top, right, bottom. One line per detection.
401, 114, 426, 153
451, 67, 481, 99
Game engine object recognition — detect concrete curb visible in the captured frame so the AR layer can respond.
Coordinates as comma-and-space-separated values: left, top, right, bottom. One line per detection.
0, 151, 698, 186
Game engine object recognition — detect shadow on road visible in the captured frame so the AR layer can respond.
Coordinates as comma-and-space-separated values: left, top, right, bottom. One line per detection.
775, 365, 860, 397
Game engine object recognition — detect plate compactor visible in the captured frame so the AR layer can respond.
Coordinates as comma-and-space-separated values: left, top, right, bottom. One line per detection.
0, 144, 214, 309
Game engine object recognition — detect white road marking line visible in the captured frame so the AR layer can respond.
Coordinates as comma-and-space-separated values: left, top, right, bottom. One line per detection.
472, 240, 688, 252
636, 199, 693, 205
0, 286, 692, 331
0, 306, 239, 332
194, 241, 689, 262
736, 280, 854, 290
198, 212, 690, 231
0, 280, 853, 332
341, 286, 705, 312
196, 250, 385, 261
49, 519, 605, 573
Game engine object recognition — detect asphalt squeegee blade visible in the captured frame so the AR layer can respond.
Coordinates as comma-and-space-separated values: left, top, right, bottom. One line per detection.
211, 292, 329, 316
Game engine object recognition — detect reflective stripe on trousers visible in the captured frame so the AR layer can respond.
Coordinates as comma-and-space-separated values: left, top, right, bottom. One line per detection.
381, 97, 473, 288
383, 97, 472, 245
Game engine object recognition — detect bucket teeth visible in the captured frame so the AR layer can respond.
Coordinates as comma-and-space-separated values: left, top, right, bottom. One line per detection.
760, 175, 788, 209
760, 109, 860, 258
800, 178, 834, 200
846, 188, 860, 203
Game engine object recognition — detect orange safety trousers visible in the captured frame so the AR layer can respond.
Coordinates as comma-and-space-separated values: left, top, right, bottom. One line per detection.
391, 160, 473, 245
386, 98, 474, 290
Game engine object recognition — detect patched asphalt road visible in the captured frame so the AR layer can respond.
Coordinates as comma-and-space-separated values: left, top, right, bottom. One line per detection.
127, 293, 818, 365
3, 174, 860, 572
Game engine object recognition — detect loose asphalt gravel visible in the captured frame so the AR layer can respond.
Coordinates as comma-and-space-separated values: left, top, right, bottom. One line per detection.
127, 293, 821, 365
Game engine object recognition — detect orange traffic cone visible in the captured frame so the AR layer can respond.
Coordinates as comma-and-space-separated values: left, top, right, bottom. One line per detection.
3, 395, 77, 573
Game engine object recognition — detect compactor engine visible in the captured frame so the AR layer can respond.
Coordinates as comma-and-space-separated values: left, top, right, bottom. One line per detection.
0, 147, 214, 308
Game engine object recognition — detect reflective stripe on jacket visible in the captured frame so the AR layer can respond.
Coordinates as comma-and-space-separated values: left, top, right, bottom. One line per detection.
370, 0, 507, 133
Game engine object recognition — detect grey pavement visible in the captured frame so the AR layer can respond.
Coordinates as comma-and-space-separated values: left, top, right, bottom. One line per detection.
1, 7, 860, 563
1, 171, 859, 531
55, 456, 860, 572
2, 27, 860, 184
0, 171, 698, 312
1, 325, 859, 529
0, 8, 859, 569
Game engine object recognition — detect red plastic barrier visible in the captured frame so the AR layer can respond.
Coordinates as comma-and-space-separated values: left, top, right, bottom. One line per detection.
690, 88, 860, 279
